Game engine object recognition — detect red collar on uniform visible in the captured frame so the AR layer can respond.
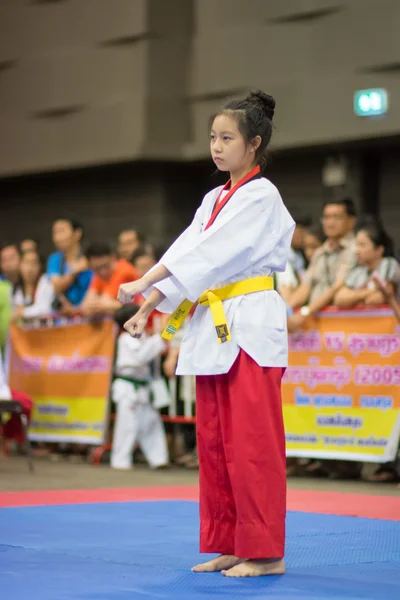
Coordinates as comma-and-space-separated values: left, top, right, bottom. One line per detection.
204, 165, 261, 231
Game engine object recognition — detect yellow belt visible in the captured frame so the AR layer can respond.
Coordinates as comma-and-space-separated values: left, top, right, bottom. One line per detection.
161, 275, 274, 344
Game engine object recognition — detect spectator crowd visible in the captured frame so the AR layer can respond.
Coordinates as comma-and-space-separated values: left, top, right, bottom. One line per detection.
1, 200, 400, 482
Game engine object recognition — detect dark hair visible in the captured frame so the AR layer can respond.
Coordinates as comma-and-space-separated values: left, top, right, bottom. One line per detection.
85, 242, 113, 260
291, 211, 312, 228
54, 217, 84, 232
0, 242, 20, 255
211, 89, 276, 170
130, 245, 156, 265
323, 197, 357, 218
305, 224, 326, 244
114, 304, 140, 329
13, 249, 44, 299
120, 229, 146, 244
355, 216, 394, 257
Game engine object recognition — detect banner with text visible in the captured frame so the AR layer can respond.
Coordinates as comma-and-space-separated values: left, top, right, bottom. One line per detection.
283, 309, 400, 462
9, 320, 116, 444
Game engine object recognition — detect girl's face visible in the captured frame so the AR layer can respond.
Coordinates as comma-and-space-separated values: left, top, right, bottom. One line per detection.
52, 220, 80, 252
304, 233, 322, 262
20, 251, 41, 284
355, 230, 383, 266
210, 114, 255, 174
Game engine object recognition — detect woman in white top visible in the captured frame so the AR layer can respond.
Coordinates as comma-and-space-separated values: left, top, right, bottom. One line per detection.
335, 217, 400, 308
118, 90, 294, 578
12, 250, 55, 320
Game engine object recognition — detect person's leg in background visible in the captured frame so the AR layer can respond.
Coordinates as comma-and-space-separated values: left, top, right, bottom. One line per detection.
110, 395, 139, 470
138, 403, 169, 468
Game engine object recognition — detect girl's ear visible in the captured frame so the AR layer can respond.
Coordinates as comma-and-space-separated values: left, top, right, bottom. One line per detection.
250, 135, 262, 152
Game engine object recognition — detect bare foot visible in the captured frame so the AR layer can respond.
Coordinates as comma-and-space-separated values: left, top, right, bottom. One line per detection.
192, 555, 244, 573
222, 558, 285, 578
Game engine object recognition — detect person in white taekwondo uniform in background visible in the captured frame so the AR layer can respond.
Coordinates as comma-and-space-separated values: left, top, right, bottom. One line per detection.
118, 90, 295, 578
110, 304, 169, 470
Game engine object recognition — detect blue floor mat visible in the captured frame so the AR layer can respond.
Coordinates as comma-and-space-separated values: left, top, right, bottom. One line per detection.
1, 501, 399, 600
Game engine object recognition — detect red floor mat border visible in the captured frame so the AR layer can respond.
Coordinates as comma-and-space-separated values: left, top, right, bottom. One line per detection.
0, 485, 399, 520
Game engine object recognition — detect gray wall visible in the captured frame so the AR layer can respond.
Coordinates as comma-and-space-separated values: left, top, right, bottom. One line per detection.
1, 0, 400, 177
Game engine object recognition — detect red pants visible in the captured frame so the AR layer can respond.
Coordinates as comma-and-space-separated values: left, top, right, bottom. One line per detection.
196, 350, 286, 559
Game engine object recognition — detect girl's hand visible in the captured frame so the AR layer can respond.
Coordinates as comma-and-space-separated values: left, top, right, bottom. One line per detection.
124, 311, 149, 338
118, 278, 150, 305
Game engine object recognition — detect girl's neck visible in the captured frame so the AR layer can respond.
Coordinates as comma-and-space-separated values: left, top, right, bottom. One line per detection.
229, 163, 257, 189
64, 244, 80, 263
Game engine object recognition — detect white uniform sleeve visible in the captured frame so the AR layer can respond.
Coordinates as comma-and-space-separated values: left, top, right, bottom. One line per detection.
162, 189, 295, 302
23, 276, 55, 318
117, 333, 166, 369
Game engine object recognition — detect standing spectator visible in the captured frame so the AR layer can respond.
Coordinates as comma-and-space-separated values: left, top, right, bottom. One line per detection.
117, 229, 145, 261
289, 198, 357, 327
290, 213, 312, 272
81, 242, 137, 317
372, 272, 400, 323
334, 218, 400, 307
47, 218, 92, 310
12, 250, 55, 319
20, 239, 38, 254
0, 244, 20, 285
289, 198, 361, 479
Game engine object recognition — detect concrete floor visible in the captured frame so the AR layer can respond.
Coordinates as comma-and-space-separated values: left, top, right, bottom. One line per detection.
0, 455, 398, 495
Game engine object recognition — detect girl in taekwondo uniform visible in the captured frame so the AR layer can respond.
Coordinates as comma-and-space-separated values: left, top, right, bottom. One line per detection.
118, 90, 295, 578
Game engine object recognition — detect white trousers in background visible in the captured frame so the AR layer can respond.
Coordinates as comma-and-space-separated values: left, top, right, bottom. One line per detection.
110, 380, 169, 470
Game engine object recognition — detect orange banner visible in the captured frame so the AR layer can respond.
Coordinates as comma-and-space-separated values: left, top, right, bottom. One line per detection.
283, 309, 400, 462
9, 319, 116, 444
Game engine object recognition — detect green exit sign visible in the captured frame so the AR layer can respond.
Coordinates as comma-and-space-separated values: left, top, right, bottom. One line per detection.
354, 88, 388, 117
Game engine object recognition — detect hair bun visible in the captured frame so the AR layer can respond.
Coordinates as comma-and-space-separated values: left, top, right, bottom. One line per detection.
249, 90, 275, 120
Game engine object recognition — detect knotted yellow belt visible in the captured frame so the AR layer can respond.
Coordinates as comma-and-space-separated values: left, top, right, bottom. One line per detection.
161, 275, 274, 344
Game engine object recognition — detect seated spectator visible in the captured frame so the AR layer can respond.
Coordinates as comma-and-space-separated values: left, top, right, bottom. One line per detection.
12, 250, 55, 320
289, 198, 357, 327
334, 218, 400, 308
47, 218, 92, 311
303, 224, 326, 265
117, 229, 145, 261
0, 243, 20, 286
20, 239, 38, 254
81, 242, 137, 317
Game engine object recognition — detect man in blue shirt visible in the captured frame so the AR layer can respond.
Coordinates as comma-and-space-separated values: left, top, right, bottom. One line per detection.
47, 218, 92, 309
